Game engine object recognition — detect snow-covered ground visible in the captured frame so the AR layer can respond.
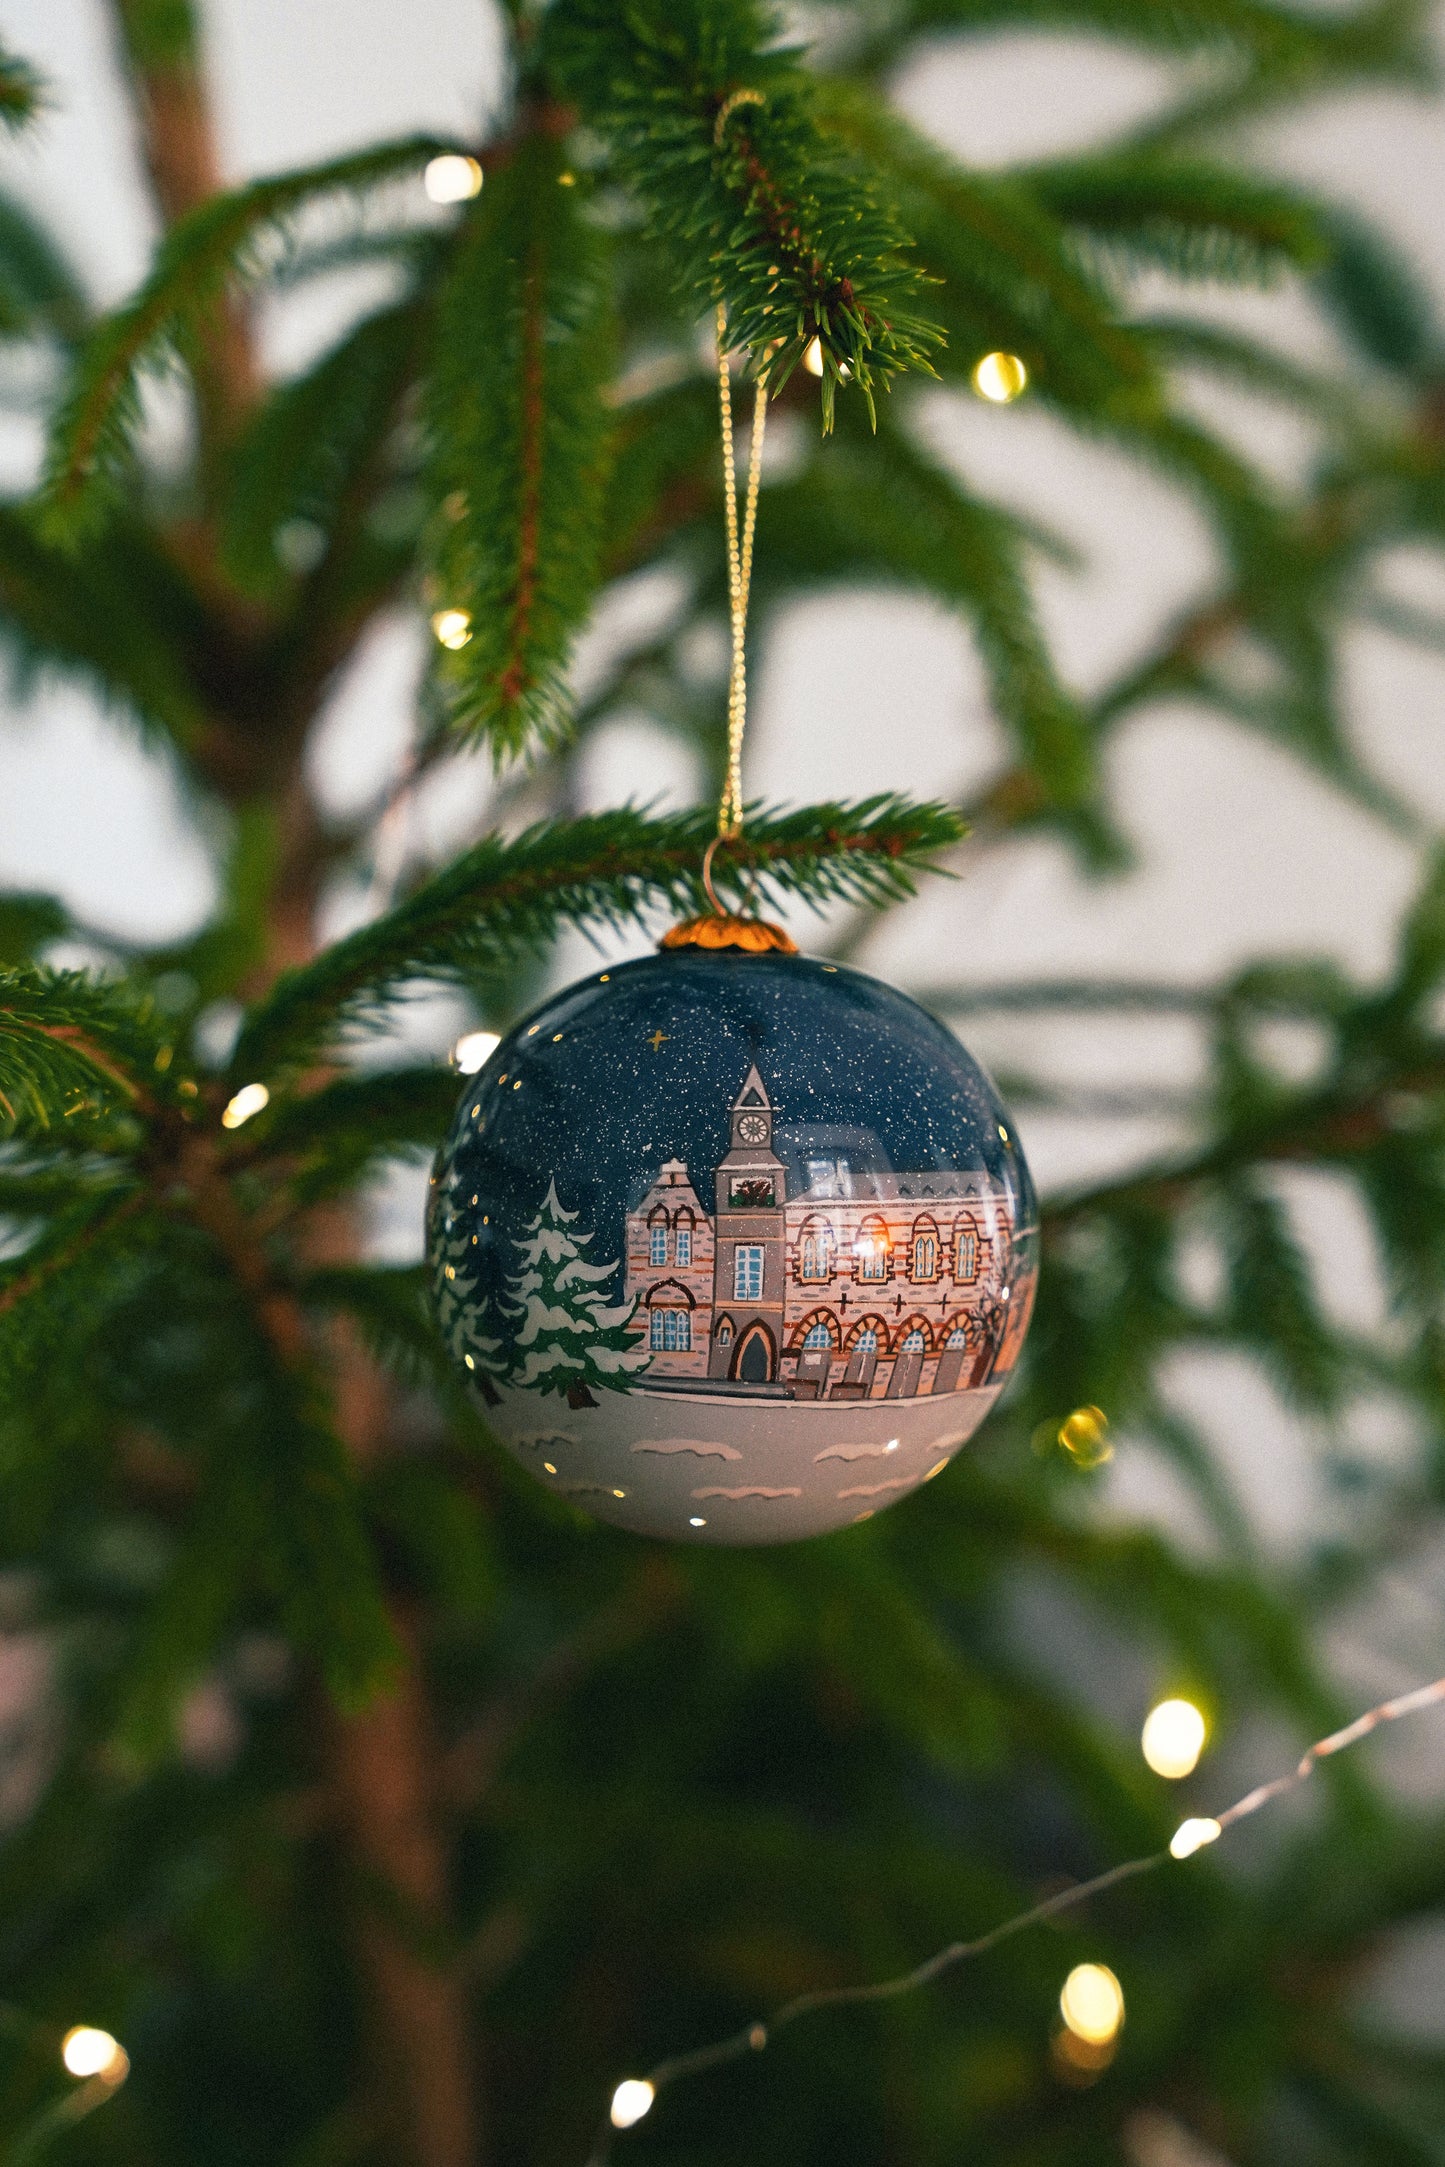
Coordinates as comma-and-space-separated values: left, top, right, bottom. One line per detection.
494, 1378, 1007, 1544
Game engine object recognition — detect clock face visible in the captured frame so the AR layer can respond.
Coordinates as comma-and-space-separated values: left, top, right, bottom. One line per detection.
736, 1112, 769, 1143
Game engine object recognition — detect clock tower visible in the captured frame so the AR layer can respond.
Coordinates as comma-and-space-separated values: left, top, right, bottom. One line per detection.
709, 1064, 788, 1384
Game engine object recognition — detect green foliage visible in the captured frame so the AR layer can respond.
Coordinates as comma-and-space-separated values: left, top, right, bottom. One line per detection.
547, 0, 945, 425
0, 192, 86, 340
221, 297, 430, 597
231, 798, 964, 1077
425, 132, 616, 751
0, 43, 44, 132
42, 134, 455, 537
4, 3, 1445, 2165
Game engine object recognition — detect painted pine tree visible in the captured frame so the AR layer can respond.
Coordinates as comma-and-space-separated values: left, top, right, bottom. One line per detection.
504, 1180, 649, 1407
2, 4, 1445, 2166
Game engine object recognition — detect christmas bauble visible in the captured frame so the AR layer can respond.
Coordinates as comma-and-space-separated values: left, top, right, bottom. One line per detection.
428, 932, 1037, 1545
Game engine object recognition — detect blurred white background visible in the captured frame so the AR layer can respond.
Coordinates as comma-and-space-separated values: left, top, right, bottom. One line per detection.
2, 0, 1444, 1841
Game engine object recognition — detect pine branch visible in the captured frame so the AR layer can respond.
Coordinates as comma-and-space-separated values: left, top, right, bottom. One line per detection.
1313, 206, 1441, 376
756, 416, 1098, 813
240, 1068, 462, 1204
41, 134, 456, 538
426, 130, 615, 755
0, 42, 44, 131
1030, 154, 1327, 284
816, 85, 1149, 408
0, 968, 174, 1137
229, 797, 964, 1078
1137, 315, 1358, 422
0, 508, 209, 749
877, 0, 1428, 77
0, 193, 87, 342
1118, 0, 1433, 154
546, 0, 944, 427
222, 295, 432, 597
0, 895, 68, 967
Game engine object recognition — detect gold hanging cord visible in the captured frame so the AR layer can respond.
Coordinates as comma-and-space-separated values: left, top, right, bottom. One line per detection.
714, 301, 768, 847
661, 93, 797, 955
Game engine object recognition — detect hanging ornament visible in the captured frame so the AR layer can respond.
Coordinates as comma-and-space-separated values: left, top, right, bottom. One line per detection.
426, 303, 1036, 1544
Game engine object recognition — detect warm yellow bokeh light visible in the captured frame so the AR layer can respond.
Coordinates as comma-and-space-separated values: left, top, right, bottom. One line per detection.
221, 1081, 269, 1130
453, 1030, 500, 1075
610, 2078, 656, 2129
424, 154, 483, 204
1170, 1816, 1222, 1860
1051, 2024, 1117, 2083
803, 336, 825, 377
972, 350, 1028, 402
61, 2027, 128, 2083
1060, 1963, 1124, 2046
1142, 1697, 1207, 1779
1058, 1404, 1112, 1467
431, 608, 473, 650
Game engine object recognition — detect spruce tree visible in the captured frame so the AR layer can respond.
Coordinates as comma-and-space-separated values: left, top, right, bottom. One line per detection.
1, 5, 1445, 2167
502, 1180, 647, 1404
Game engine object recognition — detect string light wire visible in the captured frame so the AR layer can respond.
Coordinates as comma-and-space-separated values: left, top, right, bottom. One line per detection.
585, 1670, 1445, 2162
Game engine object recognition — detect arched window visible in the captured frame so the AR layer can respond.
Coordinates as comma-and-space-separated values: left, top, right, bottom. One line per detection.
910, 1216, 940, 1282
648, 1285, 692, 1354
715, 1315, 734, 1349
798, 1218, 836, 1282
854, 1216, 890, 1282
649, 1307, 691, 1353
953, 1218, 980, 1283
802, 1322, 833, 1348
675, 1214, 693, 1268
945, 1324, 969, 1349
900, 1327, 927, 1353
847, 1322, 882, 1356
648, 1215, 667, 1267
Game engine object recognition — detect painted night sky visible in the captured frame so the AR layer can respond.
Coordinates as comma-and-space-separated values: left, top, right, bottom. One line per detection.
430, 948, 1038, 1333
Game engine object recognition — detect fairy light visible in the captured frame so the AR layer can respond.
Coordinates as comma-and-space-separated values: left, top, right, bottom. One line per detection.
972, 351, 1028, 403
1169, 1817, 1222, 1860
1058, 1405, 1111, 1467
424, 154, 482, 204
454, 1030, 500, 1074
431, 608, 473, 650
609, 2079, 655, 2129
803, 336, 824, 376
61, 2027, 128, 2083
1059, 1963, 1124, 2046
1142, 1698, 1207, 1780
221, 1082, 269, 1130
584, 1676, 1445, 2161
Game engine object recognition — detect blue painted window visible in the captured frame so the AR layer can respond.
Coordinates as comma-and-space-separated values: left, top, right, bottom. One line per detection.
675, 1225, 692, 1267
803, 1321, 834, 1349
649, 1224, 667, 1267
650, 1307, 690, 1352
734, 1246, 764, 1303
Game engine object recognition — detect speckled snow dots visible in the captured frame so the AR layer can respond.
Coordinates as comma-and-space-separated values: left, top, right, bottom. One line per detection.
428, 946, 1036, 1544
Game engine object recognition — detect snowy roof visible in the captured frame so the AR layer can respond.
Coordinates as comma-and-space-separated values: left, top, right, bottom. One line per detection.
795, 1168, 1003, 1204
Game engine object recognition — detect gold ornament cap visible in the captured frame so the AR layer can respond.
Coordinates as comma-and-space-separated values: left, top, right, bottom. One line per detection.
659, 913, 798, 955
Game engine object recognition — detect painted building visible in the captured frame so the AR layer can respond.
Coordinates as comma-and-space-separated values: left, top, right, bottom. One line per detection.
624, 1065, 1028, 1401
